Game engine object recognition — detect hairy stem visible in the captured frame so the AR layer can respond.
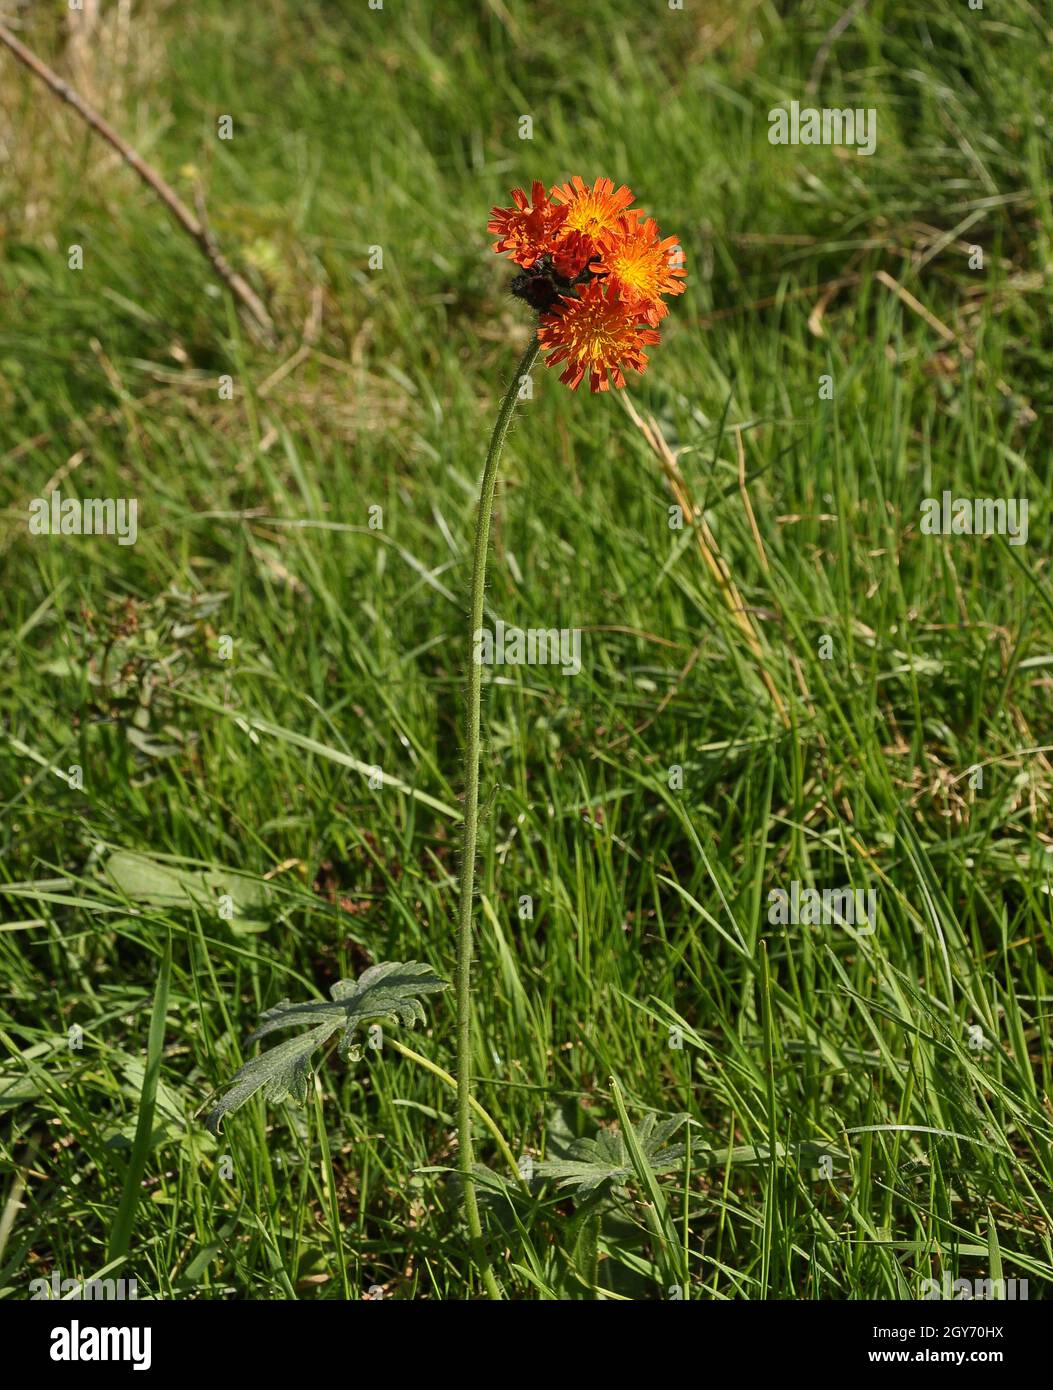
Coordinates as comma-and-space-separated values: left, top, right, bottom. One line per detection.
387, 1038, 526, 1190
456, 334, 541, 1299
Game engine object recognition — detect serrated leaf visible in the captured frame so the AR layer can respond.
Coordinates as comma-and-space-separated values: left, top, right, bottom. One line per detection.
535, 1113, 687, 1194
206, 1020, 336, 1133
206, 960, 447, 1133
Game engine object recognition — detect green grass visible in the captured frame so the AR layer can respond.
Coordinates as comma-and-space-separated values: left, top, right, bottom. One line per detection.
1, 0, 1052, 1299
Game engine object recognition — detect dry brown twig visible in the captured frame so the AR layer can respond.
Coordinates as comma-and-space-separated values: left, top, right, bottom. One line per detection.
0, 20, 277, 347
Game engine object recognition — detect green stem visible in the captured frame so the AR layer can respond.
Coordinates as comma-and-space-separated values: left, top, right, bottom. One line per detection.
456, 333, 541, 1299
387, 1037, 526, 1190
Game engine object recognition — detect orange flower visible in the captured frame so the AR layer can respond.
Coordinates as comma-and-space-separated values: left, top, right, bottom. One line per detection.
548, 175, 636, 277
487, 180, 568, 268
490, 175, 685, 391
592, 213, 687, 325
537, 280, 660, 393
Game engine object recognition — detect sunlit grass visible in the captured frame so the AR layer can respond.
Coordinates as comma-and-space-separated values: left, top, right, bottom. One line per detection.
1, 0, 1051, 1299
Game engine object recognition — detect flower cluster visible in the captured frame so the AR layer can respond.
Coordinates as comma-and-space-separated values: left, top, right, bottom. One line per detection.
489, 175, 686, 392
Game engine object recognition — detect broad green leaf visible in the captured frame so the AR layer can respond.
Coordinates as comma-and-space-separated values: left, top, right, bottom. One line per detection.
102, 849, 274, 931
535, 1113, 687, 1195
206, 960, 447, 1133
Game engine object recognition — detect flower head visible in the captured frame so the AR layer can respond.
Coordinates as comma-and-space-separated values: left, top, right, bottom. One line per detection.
548, 175, 636, 277
487, 180, 569, 269
537, 280, 660, 393
490, 175, 685, 391
592, 214, 687, 326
